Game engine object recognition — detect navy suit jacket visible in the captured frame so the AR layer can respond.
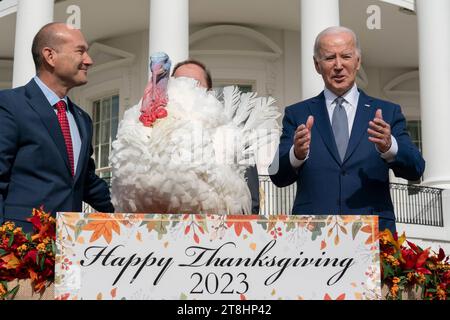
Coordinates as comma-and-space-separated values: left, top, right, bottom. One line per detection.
269, 89, 425, 230
0, 80, 114, 230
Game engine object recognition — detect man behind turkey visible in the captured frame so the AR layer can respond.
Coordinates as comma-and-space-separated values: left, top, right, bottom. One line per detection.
172, 60, 261, 214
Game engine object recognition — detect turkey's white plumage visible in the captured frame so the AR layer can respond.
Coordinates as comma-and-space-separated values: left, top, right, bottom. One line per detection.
110, 77, 279, 214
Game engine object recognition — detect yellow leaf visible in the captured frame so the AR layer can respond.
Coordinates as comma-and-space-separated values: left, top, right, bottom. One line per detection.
398, 232, 406, 247
164, 242, 169, 248
354, 292, 363, 300
271, 289, 276, 296
97, 292, 103, 300
249, 243, 257, 251
1, 253, 20, 269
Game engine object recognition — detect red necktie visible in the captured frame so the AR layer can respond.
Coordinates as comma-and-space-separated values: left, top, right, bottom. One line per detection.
55, 100, 74, 176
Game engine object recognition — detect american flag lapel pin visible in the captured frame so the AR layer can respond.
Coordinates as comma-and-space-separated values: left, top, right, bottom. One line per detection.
364, 104, 371, 108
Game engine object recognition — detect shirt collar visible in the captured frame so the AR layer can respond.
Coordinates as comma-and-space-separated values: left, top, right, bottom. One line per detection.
33, 76, 69, 109
323, 83, 359, 108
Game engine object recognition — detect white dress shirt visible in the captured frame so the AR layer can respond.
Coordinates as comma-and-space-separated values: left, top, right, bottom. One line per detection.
34, 76, 82, 174
289, 83, 398, 168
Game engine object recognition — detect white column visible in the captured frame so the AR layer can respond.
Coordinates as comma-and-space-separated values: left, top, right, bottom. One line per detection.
416, 0, 450, 189
12, 0, 54, 88
300, 0, 339, 99
149, 0, 189, 77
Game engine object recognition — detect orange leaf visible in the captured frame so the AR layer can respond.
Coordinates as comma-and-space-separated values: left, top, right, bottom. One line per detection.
365, 235, 374, 245
240, 294, 247, 300
327, 227, 333, 237
28, 269, 38, 281
334, 234, 340, 245
84, 218, 120, 244
136, 232, 142, 242
111, 288, 117, 298
360, 225, 373, 233
339, 225, 347, 235
97, 292, 103, 300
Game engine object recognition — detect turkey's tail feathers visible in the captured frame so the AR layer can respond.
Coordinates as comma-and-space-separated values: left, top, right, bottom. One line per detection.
221, 86, 281, 166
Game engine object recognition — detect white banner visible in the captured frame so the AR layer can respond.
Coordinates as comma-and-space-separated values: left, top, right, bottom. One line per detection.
55, 213, 381, 300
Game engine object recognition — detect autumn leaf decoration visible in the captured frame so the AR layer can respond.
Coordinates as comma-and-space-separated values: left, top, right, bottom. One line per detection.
83, 213, 121, 244
325, 216, 349, 246
360, 224, 379, 245
182, 214, 207, 244
324, 293, 346, 300
226, 215, 257, 237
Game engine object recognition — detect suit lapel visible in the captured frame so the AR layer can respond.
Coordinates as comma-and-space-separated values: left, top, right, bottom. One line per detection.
68, 98, 88, 183
308, 92, 341, 165
24, 80, 72, 175
343, 90, 374, 163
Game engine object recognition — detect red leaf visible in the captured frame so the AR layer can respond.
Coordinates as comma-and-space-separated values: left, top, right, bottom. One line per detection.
407, 240, 420, 254
336, 293, 346, 300
438, 248, 446, 261
415, 248, 430, 268
111, 288, 117, 298
193, 233, 200, 244
198, 226, 204, 234
324, 293, 332, 300
320, 240, 327, 250
240, 294, 247, 300
184, 225, 190, 235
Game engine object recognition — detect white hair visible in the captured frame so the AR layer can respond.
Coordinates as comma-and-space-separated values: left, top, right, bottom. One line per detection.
313, 26, 361, 58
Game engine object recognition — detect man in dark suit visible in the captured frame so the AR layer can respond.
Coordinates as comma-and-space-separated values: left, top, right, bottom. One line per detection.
269, 26, 425, 233
172, 60, 260, 214
0, 23, 114, 231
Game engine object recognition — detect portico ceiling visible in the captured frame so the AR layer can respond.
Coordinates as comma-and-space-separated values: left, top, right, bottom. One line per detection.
0, 0, 418, 68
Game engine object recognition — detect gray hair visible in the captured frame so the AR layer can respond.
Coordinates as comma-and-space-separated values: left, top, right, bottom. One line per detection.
313, 26, 361, 59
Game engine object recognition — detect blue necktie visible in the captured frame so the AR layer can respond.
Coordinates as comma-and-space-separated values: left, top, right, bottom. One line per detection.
332, 97, 349, 161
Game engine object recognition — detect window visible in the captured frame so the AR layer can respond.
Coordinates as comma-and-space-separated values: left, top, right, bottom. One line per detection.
406, 120, 422, 152
92, 94, 119, 181
212, 81, 255, 97
406, 120, 422, 186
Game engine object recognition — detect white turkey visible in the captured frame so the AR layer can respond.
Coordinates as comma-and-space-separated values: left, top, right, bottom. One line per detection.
110, 52, 280, 214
